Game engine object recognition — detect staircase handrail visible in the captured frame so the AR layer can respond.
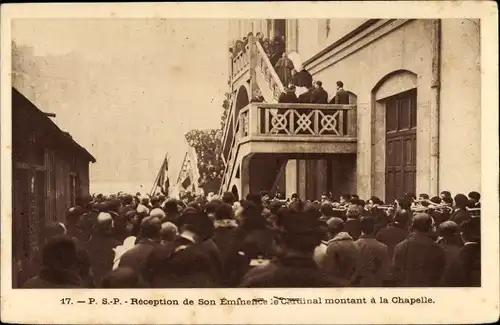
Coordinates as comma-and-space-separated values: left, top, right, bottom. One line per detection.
220, 117, 241, 193
255, 41, 285, 96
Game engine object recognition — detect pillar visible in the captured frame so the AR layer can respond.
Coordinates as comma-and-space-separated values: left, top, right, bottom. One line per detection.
285, 159, 297, 197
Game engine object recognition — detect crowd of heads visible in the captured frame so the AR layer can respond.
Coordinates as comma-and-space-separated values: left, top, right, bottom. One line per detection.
18, 186, 481, 289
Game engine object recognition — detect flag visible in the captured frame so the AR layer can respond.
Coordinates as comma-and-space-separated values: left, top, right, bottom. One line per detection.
157, 156, 170, 196
181, 176, 192, 190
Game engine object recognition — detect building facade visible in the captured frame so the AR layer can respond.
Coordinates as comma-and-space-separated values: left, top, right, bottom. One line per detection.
12, 88, 95, 286
222, 18, 481, 202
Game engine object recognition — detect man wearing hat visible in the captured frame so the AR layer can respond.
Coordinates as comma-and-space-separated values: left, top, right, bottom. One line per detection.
278, 84, 298, 103
85, 212, 121, 287
241, 201, 341, 287
353, 216, 390, 287
392, 213, 445, 287
319, 216, 360, 286
119, 216, 162, 274
442, 218, 481, 286
143, 209, 218, 288
311, 81, 329, 104
65, 206, 87, 242
376, 209, 411, 259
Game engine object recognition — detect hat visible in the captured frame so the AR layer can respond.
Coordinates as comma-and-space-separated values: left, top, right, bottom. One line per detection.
326, 217, 344, 233
150, 208, 166, 219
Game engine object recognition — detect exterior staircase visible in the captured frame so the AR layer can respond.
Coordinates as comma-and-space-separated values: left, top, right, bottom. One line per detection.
220, 37, 357, 199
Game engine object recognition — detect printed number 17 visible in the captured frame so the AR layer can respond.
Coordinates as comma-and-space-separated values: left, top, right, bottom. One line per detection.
60, 298, 71, 305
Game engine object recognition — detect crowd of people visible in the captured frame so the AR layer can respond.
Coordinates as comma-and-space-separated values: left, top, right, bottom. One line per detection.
230, 32, 350, 105
18, 188, 481, 288
229, 32, 286, 68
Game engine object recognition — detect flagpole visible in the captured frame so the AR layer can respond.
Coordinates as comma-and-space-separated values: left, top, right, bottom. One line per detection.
149, 153, 168, 197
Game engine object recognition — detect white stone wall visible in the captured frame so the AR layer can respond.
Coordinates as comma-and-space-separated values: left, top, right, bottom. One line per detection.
299, 19, 480, 199
439, 19, 481, 194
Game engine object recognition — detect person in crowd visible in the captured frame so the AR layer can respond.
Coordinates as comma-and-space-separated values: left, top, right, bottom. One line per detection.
23, 236, 82, 288
221, 191, 236, 206
143, 209, 219, 288
319, 202, 336, 223
278, 84, 298, 103
376, 209, 410, 259
266, 200, 283, 228
354, 216, 390, 287
65, 206, 87, 242
468, 191, 481, 208
319, 217, 359, 286
255, 31, 264, 45
224, 200, 278, 286
162, 198, 181, 226
440, 191, 452, 200
450, 193, 472, 226
427, 195, 450, 225
436, 221, 463, 271
339, 194, 350, 207
102, 267, 148, 288
18, 222, 68, 286
442, 218, 481, 286
274, 52, 295, 86
205, 199, 222, 221
262, 38, 271, 57
141, 196, 152, 209
297, 86, 315, 103
293, 68, 313, 88
392, 213, 446, 287
210, 204, 238, 287
85, 212, 121, 287
311, 81, 329, 104
269, 36, 284, 66
150, 197, 162, 210
160, 222, 179, 245
119, 195, 135, 216
246, 192, 264, 208
343, 205, 362, 240
241, 201, 341, 287
419, 193, 430, 202
329, 80, 349, 104
150, 207, 166, 220
250, 93, 265, 103
119, 216, 162, 274
395, 197, 412, 211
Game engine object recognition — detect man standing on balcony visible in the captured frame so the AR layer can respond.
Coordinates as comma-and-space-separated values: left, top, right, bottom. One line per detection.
331, 81, 350, 104
311, 81, 329, 104
274, 52, 295, 86
278, 84, 298, 104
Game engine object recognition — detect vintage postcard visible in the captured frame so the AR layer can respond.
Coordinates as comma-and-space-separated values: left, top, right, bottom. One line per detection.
1, 1, 499, 324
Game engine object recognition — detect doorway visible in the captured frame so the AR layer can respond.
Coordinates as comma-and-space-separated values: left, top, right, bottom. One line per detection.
385, 89, 417, 202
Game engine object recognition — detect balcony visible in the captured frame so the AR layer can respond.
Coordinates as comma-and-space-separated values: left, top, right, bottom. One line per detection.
221, 36, 358, 197
220, 103, 357, 194
238, 102, 357, 152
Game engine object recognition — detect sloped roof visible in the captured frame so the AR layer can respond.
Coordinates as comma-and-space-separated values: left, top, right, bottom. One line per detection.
12, 87, 96, 163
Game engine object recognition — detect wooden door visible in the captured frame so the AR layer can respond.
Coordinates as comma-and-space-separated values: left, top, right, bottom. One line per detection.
385, 89, 417, 203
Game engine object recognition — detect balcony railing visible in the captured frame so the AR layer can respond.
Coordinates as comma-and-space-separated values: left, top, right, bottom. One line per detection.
238, 103, 357, 140
255, 41, 285, 101
230, 42, 251, 81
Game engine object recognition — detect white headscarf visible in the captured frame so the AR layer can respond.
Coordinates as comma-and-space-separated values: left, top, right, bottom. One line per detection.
112, 236, 137, 270
288, 51, 303, 71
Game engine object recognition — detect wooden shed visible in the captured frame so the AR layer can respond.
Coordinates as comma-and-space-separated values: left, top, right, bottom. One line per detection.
11, 88, 96, 272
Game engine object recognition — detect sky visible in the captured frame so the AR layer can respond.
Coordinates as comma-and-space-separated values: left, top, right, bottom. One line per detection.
12, 19, 229, 194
